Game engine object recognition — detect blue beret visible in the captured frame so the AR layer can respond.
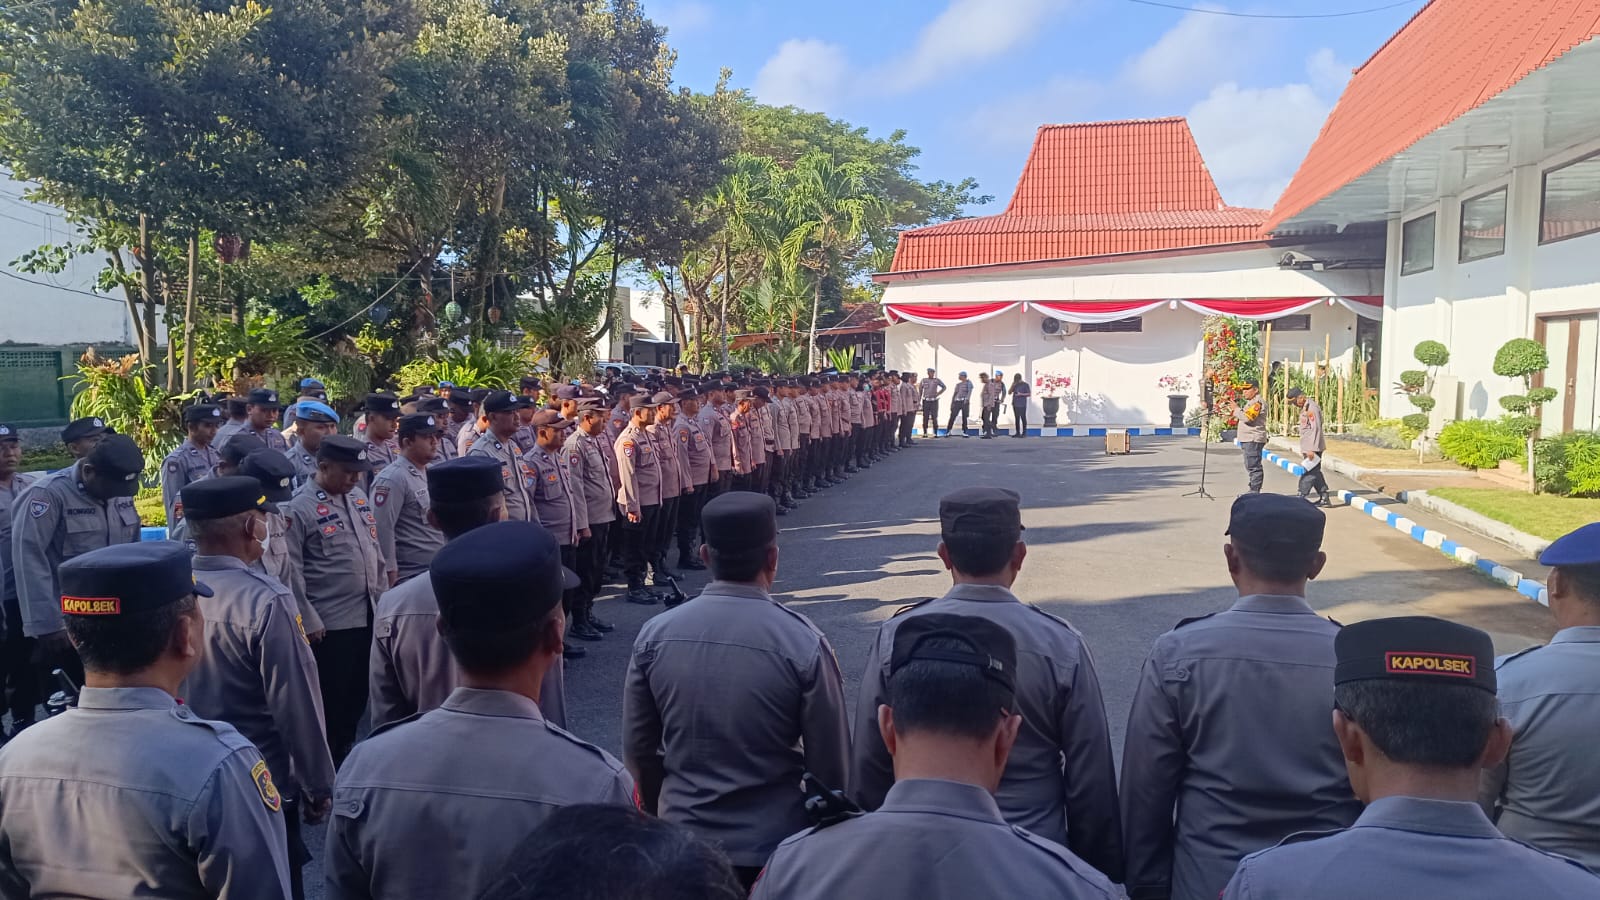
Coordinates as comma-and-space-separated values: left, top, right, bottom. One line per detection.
292, 400, 340, 425
1538, 522, 1600, 567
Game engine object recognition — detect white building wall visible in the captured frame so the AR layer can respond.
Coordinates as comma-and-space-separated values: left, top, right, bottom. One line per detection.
0, 170, 141, 347
1382, 136, 1600, 424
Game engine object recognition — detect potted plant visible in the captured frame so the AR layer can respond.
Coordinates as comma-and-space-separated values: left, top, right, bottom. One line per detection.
1035, 372, 1072, 426
1158, 373, 1194, 428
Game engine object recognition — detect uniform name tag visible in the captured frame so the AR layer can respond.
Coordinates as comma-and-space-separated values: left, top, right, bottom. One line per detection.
1385, 652, 1475, 678
62, 596, 120, 615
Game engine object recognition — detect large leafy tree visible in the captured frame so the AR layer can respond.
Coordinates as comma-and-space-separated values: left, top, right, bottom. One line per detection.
778, 153, 883, 368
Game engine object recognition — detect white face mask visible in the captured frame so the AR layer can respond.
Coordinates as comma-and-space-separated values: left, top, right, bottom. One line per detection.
252, 515, 272, 557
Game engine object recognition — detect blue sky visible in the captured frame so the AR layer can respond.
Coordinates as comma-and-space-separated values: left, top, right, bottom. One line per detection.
647, 0, 1424, 213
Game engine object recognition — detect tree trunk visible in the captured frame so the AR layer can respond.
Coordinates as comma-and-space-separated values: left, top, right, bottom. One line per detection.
182, 231, 198, 392
137, 214, 158, 384
109, 247, 147, 360
808, 274, 821, 373
721, 234, 732, 369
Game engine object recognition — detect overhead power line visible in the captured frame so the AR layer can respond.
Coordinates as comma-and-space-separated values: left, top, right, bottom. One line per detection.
1123, 0, 1418, 19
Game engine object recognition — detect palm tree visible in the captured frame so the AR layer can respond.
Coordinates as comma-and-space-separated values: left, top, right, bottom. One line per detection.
710, 153, 780, 366
778, 153, 883, 370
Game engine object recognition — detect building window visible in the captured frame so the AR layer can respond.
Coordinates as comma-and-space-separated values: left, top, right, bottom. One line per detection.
1079, 317, 1142, 333
1268, 314, 1311, 331
1401, 214, 1435, 275
1541, 151, 1600, 244
1459, 188, 1507, 262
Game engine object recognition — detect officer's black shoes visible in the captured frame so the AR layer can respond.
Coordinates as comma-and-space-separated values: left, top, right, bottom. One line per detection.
677, 556, 707, 571
563, 641, 587, 659
652, 565, 680, 583
626, 587, 659, 605
570, 620, 603, 641
587, 613, 615, 633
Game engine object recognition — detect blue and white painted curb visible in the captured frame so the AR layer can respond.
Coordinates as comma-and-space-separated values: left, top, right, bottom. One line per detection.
914, 426, 1201, 437
1253, 447, 1549, 606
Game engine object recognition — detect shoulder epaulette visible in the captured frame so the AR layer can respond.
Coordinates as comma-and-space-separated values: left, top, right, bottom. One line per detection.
541, 720, 629, 770
890, 597, 936, 617
1025, 603, 1082, 635
1496, 644, 1545, 670
1173, 611, 1220, 630
1267, 826, 1344, 850
368, 711, 422, 739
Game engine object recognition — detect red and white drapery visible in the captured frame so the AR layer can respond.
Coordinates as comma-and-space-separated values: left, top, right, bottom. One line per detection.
881, 296, 1382, 327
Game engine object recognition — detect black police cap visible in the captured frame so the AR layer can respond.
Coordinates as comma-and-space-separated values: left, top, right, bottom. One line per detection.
430, 521, 578, 634
318, 434, 373, 471
398, 413, 442, 439
183, 404, 224, 426
426, 456, 503, 501
701, 492, 777, 554
482, 390, 529, 414
1225, 492, 1326, 553
219, 434, 268, 466
446, 392, 474, 408
239, 450, 296, 502
181, 475, 278, 519
940, 487, 1024, 540
890, 613, 1018, 698
86, 434, 144, 497
519, 376, 542, 391
0, 423, 17, 442
1335, 616, 1496, 693
61, 416, 108, 444
363, 393, 402, 417
247, 388, 281, 407
414, 397, 449, 414
59, 541, 211, 618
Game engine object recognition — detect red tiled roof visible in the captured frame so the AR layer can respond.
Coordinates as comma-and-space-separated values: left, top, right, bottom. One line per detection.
1266, 0, 1600, 232
891, 118, 1266, 273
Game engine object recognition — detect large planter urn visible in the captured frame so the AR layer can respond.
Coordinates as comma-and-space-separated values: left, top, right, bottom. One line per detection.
1167, 394, 1189, 428
1041, 396, 1061, 427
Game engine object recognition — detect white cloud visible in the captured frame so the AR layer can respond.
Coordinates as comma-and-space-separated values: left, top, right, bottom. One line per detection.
966, 77, 1102, 149
1187, 79, 1334, 208
1123, 9, 1273, 96
1305, 47, 1354, 96
753, 39, 854, 111
650, 0, 713, 36
874, 0, 1070, 94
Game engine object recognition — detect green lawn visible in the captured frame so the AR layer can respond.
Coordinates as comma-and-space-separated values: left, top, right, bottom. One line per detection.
1429, 487, 1600, 541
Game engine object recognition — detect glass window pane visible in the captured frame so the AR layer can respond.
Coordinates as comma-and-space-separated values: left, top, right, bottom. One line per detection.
1459, 189, 1507, 262
1541, 153, 1600, 243
1401, 214, 1435, 275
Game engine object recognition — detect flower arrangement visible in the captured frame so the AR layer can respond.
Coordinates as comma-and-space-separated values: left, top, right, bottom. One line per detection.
1201, 317, 1261, 430
1157, 373, 1194, 395
1034, 372, 1072, 398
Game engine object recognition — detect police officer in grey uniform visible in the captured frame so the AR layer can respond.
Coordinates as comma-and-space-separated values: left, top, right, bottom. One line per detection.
623, 492, 849, 890
219, 388, 288, 453
0, 424, 39, 735
563, 399, 617, 639
283, 400, 339, 487
1223, 617, 1600, 899
161, 403, 223, 526
1482, 522, 1600, 871
367, 457, 566, 731
372, 414, 445, 585
179, 478, 335, 900
752, 615, 1120, 900
11, 433, 144, 685
525, 409, 589, 659
1120, 493, 1360, 900
614, 394, 664, 605
60, 416, 109, 459
329, 521, 630, 900
466, 390, 538, 523
359, 393, 401, 489
282, 435, 386, 764
237, 449, 327, 642
0, 541, 293, 899
850, 487, 1122, 880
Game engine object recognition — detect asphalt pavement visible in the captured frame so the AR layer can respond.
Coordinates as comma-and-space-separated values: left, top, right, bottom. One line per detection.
301, 431, 1556, 896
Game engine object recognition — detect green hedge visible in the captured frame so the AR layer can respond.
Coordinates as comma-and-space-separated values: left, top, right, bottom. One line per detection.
1535, 431, 1600, 497
1437, 418, 1524, 469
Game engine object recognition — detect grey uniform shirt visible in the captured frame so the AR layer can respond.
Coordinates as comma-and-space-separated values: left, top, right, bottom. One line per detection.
464, 433, 536, 523
562, 430, 616, 528
674, 415, 713, 485
613, 423, 663, 517
1298, 399, 1325, 453
0, 471, 38, 619
161, 439, 220, 526
526, 444, 587, 546
12, 461, 141, 637
951, 379, 973, 403
1236, 397, 1268, 443
326, 687, 633, 900
1222, 797, 1600, 899
622, 581, 849, 867
851, 583, 1122, 878
182, 555, 336, 801
256, 510, 324, 636
243, 424, 289, 453
982, 380, 1005, 407
1120, 594, 1361, 900
752, 779, 1123, 900
0, 686, 292, 900
367, 574, 566, 730
281, 481, 386, 632
361, 438, 397, 490
648, 423, 686, 499
283, 444, 318, 489
919, 377, 946, 400
1482, 626, 1600, 870
371, 459, 443, 583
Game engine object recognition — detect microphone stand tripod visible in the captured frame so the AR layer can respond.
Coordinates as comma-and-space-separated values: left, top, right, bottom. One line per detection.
1185, 388, 1217, 500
